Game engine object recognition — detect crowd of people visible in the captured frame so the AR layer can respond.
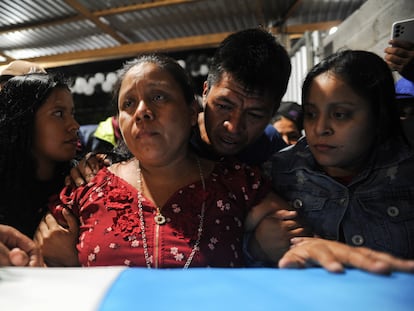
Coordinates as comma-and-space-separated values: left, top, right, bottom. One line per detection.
1, 27, 414, 274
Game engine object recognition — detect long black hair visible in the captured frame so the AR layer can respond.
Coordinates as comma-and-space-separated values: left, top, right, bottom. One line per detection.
0, 73, 73, 236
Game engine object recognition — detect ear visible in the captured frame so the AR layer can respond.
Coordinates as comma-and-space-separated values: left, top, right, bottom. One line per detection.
202, 81, 209, 102
189, 97, 201, 126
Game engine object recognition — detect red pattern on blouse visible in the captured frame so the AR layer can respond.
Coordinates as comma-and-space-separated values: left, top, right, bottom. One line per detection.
50, 159, 270, 268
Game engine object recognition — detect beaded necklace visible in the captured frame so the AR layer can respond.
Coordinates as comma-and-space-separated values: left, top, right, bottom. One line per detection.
136, 158, 206, 268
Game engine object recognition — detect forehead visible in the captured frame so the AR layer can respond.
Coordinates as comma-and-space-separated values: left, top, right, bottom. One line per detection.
213, 72, 261, 98
211, 72, 275, 110
41, 87, 73, 107
307, 73, 364, 102
274, 116, 296, 128
121, 62, 174, 89
125, 62, 158, 80
308, 72, 355, 96
304, 74, 373, 118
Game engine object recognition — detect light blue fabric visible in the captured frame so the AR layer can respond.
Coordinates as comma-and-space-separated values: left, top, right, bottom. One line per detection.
98, 268, 414, 311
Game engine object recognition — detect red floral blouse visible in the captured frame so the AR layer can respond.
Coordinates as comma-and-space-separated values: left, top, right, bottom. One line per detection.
50, 159, 270, 268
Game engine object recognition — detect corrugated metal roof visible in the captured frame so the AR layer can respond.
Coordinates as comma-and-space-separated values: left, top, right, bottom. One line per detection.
0, 0, 367, 68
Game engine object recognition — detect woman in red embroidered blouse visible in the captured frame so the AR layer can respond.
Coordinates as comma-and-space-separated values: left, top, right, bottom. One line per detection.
49, 54, 290, 268
56, 160, 269, 267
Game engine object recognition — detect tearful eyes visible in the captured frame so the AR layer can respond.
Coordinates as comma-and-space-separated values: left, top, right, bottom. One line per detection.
216, 103, 232, 110
120, 99, 134, 110
333, 112, 351, 120
121, 94, 167, 109
152, 94, 165, 101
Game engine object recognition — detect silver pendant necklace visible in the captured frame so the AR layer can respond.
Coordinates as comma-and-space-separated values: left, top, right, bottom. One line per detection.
136, 157, 206, 268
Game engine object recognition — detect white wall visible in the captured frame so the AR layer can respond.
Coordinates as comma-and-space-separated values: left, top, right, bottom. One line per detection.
323, 0, 413, 58
283, 0, 413, 103
283, 31, 321, 103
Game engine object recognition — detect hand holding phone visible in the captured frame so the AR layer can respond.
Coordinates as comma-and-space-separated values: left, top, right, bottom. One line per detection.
386, 18, 414, 81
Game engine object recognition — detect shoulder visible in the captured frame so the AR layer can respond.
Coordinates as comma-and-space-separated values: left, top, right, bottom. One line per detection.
254, 125, 287, 149
273, 137, 308, 158
375, 139, 414, 168
58, 166, 136, 209
263, 124, 279, 137
236, 125, 287, 166
78, 124, 98, 144
271, 137, 313, 173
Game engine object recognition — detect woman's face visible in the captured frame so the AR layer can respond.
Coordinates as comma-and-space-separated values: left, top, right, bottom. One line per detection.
303, 72, 376, 177
273, 116, 300, 145
33, 87, 79, 165
118, 62, 198, 166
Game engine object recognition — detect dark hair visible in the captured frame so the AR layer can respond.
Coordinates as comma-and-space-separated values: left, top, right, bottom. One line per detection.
113, 53, 196, 106
112, 53, 197, 160
207, 28, 291, 113
302, 49, 406, 145
0, 73, 71, 179
272, 101, 303, 132
0, 73, 72, 235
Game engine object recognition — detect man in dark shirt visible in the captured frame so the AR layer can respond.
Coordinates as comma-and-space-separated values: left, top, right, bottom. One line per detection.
191, 28, 290, 166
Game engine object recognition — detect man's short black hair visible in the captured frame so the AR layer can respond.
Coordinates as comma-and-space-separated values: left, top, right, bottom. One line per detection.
207, 28, 291, 111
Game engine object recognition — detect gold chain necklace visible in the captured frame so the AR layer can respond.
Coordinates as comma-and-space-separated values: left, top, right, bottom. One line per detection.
136, 157, 206, 269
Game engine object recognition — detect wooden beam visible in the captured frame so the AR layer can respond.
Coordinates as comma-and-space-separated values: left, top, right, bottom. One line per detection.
64, 0, 127, 44
94, 0, 197, 17
0, 0, 194, 35
0, 16, 83, 35
283, 20, 341, 34
20, 32, 232, 68
268, 0, 302, 35
283, 0, 302, 21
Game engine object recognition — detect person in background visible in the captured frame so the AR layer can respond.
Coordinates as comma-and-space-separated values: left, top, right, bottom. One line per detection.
0, 224, 43, 267
77, 114, 122, 156
260, 50, 414, 269
46, 54, 298, 268
0, 73, 80, 239
384, 38, 414, 82
395, 76, 414, 145
384, 38, 414, 145
271, 101, 303, 145
0, 60, 46, 90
